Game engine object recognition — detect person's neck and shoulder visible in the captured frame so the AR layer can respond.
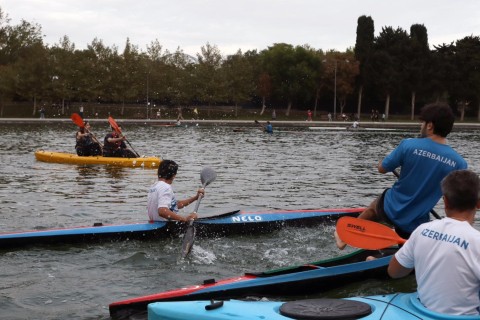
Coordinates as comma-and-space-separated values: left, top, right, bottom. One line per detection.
150, 177, 173, 192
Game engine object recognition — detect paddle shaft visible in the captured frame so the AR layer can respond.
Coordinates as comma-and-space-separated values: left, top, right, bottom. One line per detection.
254, 120, 265, 130
181, 168, 217, 258
186, 183, 206, 227
123, 138, 140, 158
392, 170, 441, 219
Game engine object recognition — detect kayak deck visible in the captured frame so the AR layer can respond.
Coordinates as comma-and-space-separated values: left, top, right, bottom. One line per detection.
34, 149, 161, 168
148, 293, 465, 320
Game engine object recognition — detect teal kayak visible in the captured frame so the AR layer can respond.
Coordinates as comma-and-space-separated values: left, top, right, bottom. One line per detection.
148, 293, 480, 320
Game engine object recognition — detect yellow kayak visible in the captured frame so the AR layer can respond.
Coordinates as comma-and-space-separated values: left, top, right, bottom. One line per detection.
34, 150, 161, 168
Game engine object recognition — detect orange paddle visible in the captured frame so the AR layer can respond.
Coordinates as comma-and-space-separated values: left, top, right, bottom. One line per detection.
108, 116, 122, 135
107, 116, 140, 157
71, 113, 85, 128
336, 216, 406, 250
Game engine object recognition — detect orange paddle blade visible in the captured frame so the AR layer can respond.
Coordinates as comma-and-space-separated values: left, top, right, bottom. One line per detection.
71, 113, 84, 128
108, 116, 122, 134
336, 216, 406, 250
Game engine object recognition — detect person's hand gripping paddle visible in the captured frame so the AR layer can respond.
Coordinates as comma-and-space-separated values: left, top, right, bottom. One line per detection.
336, 216, 406, 250
181, 167, 217, 258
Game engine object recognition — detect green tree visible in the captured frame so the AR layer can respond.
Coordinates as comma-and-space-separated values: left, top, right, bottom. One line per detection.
354, 15, 375, 118
322, 51, 359, 118
222, 50, 257, 117
372, 26, 411, 118
48, 36, 77, 114
196, 43, 224, 109
405, 24, 430, 119
452, 36, 480, 120
261, 43, 321, 116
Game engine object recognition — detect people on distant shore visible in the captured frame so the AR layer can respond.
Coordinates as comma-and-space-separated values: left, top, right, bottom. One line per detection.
388, 169, 480, 315
147, 160, 204, 222
102, 125, 137, 158
307, 109, 312, 121
75, 121, 102, 156
39, 107, 46, 119
335, 103, 467, 249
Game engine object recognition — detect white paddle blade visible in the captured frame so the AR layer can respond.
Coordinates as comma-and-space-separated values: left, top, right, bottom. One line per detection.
200, 167, 216, 187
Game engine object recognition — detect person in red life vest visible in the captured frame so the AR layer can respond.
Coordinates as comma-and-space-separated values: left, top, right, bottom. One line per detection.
102, 125, 137, 158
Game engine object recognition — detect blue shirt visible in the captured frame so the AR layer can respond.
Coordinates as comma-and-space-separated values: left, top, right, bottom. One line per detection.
382, 138, 467, 233
265, 124, 273, 134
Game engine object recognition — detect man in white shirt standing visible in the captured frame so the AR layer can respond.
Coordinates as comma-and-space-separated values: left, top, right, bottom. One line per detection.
147, 160, 204, 222
388, 169, 480, 315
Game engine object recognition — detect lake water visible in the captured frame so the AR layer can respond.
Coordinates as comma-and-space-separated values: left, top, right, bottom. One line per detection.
1, 122, 479, 319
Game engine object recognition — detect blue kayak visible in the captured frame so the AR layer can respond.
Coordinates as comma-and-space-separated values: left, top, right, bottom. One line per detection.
0, 207, 362, 249
109, 248, 396, 319
148, 293, 480, 320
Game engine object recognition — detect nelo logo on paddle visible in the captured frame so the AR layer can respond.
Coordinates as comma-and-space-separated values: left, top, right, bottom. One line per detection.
347, 223, 365, 233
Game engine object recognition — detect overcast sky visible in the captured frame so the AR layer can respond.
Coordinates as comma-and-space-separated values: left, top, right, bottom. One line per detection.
2, 0, 479, 56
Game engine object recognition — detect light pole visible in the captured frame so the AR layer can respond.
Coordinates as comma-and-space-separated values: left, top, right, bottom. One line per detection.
333, 60, 337, 121
146, 71, 150, 119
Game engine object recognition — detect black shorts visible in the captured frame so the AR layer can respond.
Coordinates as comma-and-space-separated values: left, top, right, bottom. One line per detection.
376, 188, 411, 239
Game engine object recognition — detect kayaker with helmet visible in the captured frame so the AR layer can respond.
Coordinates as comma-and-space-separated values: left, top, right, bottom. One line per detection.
388, 169, 480, 315
335, 103, 467, 249
103, 125, 137, 158
75, 121, 102, 156
147, 160, 204, 222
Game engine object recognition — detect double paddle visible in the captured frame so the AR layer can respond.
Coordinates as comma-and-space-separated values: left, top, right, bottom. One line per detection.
336, 216, 406, 250
181, 167, 217, 258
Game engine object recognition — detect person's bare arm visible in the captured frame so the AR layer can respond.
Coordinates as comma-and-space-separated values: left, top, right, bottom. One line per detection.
388, 256, 413, 278
158, 207, 196, 222
378, 159, 388, 174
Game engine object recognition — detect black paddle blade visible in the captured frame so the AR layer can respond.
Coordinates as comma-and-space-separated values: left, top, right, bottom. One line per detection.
181, 223, 196, 258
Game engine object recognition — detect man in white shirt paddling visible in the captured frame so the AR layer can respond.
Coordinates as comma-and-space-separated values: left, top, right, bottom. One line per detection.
389, 169, 480, 315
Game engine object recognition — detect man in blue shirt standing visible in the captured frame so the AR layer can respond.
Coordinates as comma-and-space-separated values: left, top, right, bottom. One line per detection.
336, 103, 467, 249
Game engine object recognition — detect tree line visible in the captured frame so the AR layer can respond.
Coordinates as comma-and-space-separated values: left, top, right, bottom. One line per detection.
0, 8, 479, 120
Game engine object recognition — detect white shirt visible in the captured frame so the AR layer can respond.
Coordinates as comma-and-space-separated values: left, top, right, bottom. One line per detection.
147, 181, 178, 221
395, 217, 480, 315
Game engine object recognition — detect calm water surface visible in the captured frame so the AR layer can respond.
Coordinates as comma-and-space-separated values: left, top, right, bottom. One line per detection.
1, 122, 479, 319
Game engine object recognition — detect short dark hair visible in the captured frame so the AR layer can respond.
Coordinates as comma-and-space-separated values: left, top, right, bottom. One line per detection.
419, 103, 455, 137
441, 170, 480, 211
157, 160, 178, 179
